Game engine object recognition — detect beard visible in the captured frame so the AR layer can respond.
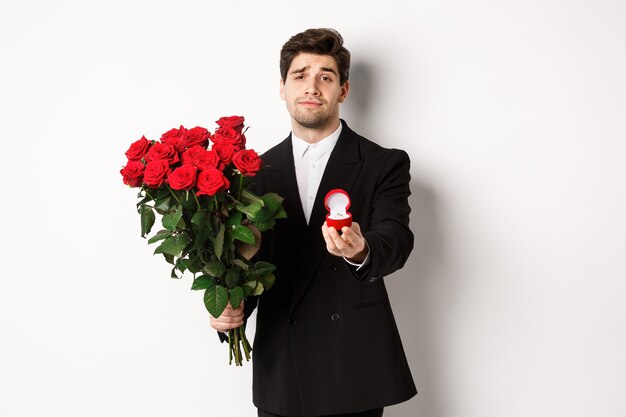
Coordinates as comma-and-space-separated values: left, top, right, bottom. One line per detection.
290, 103, 334, 129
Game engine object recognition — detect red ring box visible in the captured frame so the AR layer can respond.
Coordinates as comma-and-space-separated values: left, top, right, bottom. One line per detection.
324, 189, 352, 230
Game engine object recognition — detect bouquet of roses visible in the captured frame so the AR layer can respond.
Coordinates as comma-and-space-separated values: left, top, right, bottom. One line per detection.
120, 116, 285, 366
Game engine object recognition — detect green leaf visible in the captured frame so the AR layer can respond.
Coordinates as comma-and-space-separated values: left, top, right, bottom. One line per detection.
204, 283, 228, 318
203, 260, 226, 277
253, 219, 276, 232
170, 266, 180, 279
232, 258, 249, 271
140, 205, 155, 238
237, 201, 263, 217
136, 195, 153, 208
154, 196, 171, 212
226, 211, 243, 229
254, 261, 277, 273
191, 210, 207, 227
261, 192, 284, 214
240, 189, 264, 206
154, 234, 190, 257
244, 280, 264, 296
229, 286, 244, 309
212, 223, 225, 259
191, 274, 213, 290
231, 225, 256, 244
191, 226, 210, 251
163, 253, 175, 265
258, 273, 276, 291
274, 206, 288, 219
176, 258, 191, 272
162, 205, 183, 231
224, 269, 241, 288
181, 192, 197, 210
147, 229, 173, 244
186, 256, 203, 273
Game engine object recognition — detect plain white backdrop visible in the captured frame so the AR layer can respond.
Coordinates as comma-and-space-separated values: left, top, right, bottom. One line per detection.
1, 1, 625, 416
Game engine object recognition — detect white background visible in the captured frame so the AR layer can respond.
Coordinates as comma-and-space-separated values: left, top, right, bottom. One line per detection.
1, 1, 625, 416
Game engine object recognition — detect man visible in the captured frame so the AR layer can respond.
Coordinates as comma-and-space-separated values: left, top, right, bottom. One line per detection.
211, 28, 416, 417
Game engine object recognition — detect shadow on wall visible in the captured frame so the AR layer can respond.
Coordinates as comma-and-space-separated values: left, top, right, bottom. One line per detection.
345, 61, 450, 417
387, 180, 448, 417
342, 61, 374, 133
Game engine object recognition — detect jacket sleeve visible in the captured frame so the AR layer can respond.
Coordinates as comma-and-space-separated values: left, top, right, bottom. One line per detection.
357, 149, 414, 284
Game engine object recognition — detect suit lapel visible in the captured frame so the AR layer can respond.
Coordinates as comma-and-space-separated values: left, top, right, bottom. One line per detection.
289, 121, 363, 315
265, 136, 308, 231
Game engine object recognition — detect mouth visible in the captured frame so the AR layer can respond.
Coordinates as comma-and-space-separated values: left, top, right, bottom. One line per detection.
298, 100, 323, 108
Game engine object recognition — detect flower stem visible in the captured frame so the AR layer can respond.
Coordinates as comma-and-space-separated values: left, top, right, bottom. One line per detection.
239, 326, 251, 361
228, 329, 233, 365
167, 186, 181, 204
238, 173, 244, 201
192, 191, 201, 209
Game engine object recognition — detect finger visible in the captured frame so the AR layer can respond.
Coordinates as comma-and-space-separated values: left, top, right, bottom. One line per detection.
211, 316, 243, 331
340, 227, 363, 250
328, 226, 349, 252
322, 223, 341, 255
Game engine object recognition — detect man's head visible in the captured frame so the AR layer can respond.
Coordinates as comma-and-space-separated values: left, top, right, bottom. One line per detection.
280, 28, 351, 86
279, 28, 351, 139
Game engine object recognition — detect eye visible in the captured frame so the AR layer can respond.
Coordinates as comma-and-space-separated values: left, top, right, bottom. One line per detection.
294, 75, 305, 80
321, 76, 332, 81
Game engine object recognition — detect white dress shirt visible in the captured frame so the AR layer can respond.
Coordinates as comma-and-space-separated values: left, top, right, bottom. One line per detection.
291, 124, 370, 270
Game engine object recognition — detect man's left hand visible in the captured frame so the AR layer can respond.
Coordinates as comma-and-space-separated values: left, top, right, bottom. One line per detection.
321, 221, 369, 263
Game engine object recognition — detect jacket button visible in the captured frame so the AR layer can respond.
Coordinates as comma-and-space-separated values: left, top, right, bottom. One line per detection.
331, 313, 340, 321
328, 263, 337, 271
288, 318, 297, 326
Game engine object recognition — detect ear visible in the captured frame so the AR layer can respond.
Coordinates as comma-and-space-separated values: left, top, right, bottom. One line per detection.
279, 78, 286, 100
337, 80, 350, 103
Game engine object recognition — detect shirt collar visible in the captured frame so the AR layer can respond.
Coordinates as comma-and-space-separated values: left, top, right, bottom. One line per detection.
291, 123, 343, 161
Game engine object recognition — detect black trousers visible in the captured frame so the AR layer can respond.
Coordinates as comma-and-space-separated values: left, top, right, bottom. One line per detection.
257, 407, 384, 417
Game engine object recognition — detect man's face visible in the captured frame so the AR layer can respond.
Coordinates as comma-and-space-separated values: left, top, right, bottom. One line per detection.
280, 53, 349, 131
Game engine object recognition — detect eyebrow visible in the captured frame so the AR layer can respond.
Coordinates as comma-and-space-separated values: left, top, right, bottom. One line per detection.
290, 65, 338, 76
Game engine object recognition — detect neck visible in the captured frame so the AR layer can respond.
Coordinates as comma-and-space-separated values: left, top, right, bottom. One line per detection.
291, 118, 341, 144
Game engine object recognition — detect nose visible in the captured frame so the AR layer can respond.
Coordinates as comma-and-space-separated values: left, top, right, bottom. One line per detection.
305, 79, 320, 96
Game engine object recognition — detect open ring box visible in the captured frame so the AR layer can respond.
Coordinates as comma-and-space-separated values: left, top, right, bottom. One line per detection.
324, 188, 352, 230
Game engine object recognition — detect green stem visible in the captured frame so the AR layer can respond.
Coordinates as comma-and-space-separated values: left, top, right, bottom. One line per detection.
224, 193, 243, 205
167, 186, 181, 204
238, 173, 244, 201
192, 191, 201, 209
144, 187, 156, 201
228, 329, 233, 365
233, 327, 241, 366
239, 326, 251, 361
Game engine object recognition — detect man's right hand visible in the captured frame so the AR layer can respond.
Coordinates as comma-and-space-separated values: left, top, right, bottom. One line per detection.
210, 300, 245, 332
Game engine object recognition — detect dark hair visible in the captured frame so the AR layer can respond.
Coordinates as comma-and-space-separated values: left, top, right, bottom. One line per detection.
280, 28, 351, 85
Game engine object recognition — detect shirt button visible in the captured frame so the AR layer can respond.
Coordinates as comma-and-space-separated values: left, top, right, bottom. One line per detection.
328, 263, 337, 270
331, 313, 340, 321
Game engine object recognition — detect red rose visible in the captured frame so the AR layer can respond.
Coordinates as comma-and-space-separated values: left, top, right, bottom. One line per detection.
182, 146, 223, 170
143, 160, 170, 188
145, 142, 180, 165
168, 165, 197, 190
232, 149, 262, 177
125, 136, 152, 161
196, 168, 230, 196
212, 143, 237, 165
216, 115, 245, 133
183, 126, 210, 148
120, 160, 145, 187
211, 126, 246, 150
160, 125, 188, 153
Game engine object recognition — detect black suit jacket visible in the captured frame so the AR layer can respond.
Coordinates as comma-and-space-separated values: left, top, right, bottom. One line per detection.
244, 120, 416, 416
